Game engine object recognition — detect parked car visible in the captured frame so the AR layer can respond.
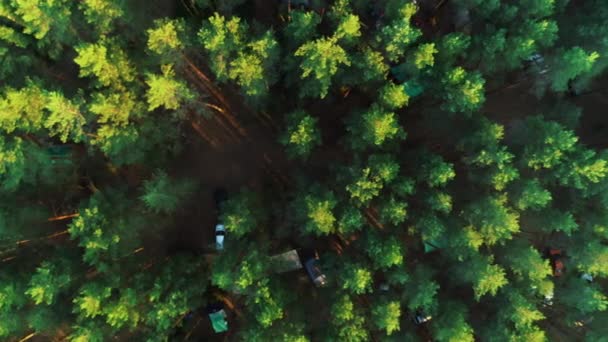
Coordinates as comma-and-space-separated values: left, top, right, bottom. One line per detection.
413, 310, 432, 325
524, 53, 549, 75
543, 291, 554, 306
300, 249, 327, 287
214, 188, 228, 251
545, 248, 565, 277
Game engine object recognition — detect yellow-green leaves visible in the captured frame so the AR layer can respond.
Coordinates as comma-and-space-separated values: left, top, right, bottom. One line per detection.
74, 39, 135, 88
147, 18, 186, 57
199, 14, 278, 98
73, 283, 112, 318
26, 261, 72, 305
379, 82, 409, 110
280, 110, 321, 160
413, 43, 438, 69
441, 67, 485, 114
347, 104, 406, 150
341, 262, 373, 294
145, 65, 194, 112
79, 0, 123, 34
295, 37, 350, 98
372, 301, 401, 335
469, 259, 508, 301
220, 189, 263, 238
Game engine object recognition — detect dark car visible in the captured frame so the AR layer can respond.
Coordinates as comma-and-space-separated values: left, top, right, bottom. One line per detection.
299, 249, 327, 287
413, 310, 432, 325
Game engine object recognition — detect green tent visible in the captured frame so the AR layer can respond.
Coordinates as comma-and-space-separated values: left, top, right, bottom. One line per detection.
47, 145, 73, 167
403, 80, 424, 97
423, 236, 447, 253
209, 309, 228, 333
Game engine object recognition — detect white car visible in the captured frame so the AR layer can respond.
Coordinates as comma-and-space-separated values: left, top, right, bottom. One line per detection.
215, 224, 226, 251
213, 188, 228, 251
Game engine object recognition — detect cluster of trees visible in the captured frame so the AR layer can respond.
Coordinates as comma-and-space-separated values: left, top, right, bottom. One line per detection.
0, 0, 607, 340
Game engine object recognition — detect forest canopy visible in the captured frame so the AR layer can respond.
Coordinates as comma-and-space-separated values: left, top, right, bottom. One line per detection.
0, 0, 607, 341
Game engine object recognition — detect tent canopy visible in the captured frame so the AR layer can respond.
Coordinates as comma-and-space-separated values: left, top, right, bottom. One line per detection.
209, 309, 228, 333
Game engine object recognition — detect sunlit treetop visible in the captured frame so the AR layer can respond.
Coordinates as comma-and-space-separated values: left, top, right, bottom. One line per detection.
147, 18, 186, 57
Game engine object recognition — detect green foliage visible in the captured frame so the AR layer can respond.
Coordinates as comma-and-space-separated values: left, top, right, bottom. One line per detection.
464, 195, 520, 246
198, 13, 246, 80
7, 0, 73, 53
296, 188, 337, 236
529, 208, 578, 235
332, 294, 356, 324
372, 300, 401, 335
404, 266, 439, 312
0, 136, 53, 192
140, 170, 196, 214
246, 278, 284, 327
351, 48, 389, 83
2, 2, 608, 341
460, 117, 520, 190
335, 13, 361, 43
560, 279, 608, 314
555, 147, 608, 191
284, 11, 321, 47
419, 154, 456, 188
379, 196, 408, 226
362, 231, 404, 269
68, 321, 105, 342
79, 0, 124, 34
441, 67, 485, 114
68, 193, 143, 271
104, 288, 140, 328
425, 191, 453, 214
431, 301, 474, 342
464, 256, 509, 300
73, 282, 112, 319
499, 290, 545, 332
74, 38, 136, 88
280, 110, 322, 159
147, 18, 186, 57
378, 3, 421, 62
502, 243, 552, 291
509, 179, 552, 211
295, 37, 350, 98
26, 260, 72, 305
144, 255, 206, 335
340, 262, 373, 294
519, 116, 578, 170
379, 82, 409, 110
145, 64, 194, 112
346, 154, 400, 206
346, 104, 406, 150
337, 205, 364, 234
413, 43, 438, 70
199, 14, 279, 98
211, 246, 268, 292
437, 32, 471, 64
44, 91, 86, 142
88, 90, 141, 126
571, 240, 608, 277
220, 189, 263, 238
550, 47, 600, 92
0, 82, 46, 134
